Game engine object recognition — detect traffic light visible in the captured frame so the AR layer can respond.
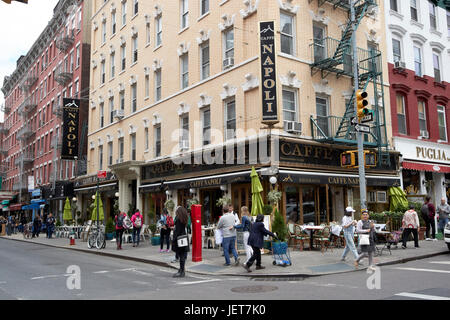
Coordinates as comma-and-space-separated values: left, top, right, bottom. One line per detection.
341, 151, 356, 168
364, 150, 377, 168
356, 90, 369, 120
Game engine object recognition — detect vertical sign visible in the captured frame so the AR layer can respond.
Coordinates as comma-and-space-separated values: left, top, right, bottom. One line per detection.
61, 98, 80, 160
28, 176, 34, 192
259, 21, 279, 124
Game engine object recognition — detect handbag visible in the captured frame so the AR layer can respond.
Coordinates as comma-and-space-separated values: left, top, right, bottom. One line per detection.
359, 234, 370, 246
215, 228, 223, 245
176, 227, 188, 247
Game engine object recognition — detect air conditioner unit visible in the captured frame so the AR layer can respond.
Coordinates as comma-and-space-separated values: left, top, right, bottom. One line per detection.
394, 61, 406, 69
284, 121, 302, 134
223, 57, 234, 69
420, 130, 429, 139
180, 140, 189, 150
113, 109, 124, 120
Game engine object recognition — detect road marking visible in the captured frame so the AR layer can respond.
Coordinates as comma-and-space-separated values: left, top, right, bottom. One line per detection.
176, 279, 221, 286
31, 274, 70, 280
429, 261, 450, 265
93, 270, 110, 274
395, 292, 450, 300
394, 267, 450, 274
115, 268, 136, 272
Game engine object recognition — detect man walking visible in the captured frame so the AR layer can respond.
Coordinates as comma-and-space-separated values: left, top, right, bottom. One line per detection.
46, 213, 55, 239
437, 197, 450, 236
422, 196, 437, 241
217, 205, 240, 266
401, 204, 420, 249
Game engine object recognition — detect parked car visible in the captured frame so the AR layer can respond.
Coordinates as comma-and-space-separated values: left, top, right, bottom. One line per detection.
444, 221, 450, 251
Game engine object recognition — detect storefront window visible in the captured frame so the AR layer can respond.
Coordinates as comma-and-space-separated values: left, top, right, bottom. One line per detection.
285, 186, 299, 223
302, 187, 315, 225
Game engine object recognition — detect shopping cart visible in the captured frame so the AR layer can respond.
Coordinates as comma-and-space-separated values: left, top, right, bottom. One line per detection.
272, 241, 292, 267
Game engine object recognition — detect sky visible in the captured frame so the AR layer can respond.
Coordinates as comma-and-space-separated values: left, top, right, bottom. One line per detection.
0, 0, 60, 121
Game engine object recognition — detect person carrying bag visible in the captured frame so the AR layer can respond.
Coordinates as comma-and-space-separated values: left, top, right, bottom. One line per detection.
172, 206, 190, 278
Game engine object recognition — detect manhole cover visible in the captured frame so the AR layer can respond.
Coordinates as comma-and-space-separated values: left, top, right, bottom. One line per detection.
231, 285, 278, 293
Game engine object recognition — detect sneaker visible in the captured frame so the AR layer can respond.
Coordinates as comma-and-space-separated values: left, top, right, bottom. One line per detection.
432, 238, 438, 241
425, 238, 431, 241
223, 263, 231, 267
256, 265, 266, 270
340, 257, 346, 262
165, 249, 170, 253
171, 259, 179, 263
401, 245, 406, 249
234, 258, 240, 266
242, 264, 252, 273
159, 249, 163, 253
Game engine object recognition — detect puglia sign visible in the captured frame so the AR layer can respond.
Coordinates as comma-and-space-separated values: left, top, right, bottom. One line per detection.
259, 21, 279, 124
61, 98, 80, 160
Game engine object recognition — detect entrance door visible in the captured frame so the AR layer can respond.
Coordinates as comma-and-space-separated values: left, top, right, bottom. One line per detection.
232, 184, 252, 217
200, 188, 222, 224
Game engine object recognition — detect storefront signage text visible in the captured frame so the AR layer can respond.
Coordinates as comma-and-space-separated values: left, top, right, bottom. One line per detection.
416, 147, 450, 162
61, 98, 80, 160
280, 143, 333, 161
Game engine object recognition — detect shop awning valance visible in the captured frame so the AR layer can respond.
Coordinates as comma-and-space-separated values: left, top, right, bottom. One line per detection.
74, 182, 118, 192
9, 204, 24, 211
402, 161, 450, 173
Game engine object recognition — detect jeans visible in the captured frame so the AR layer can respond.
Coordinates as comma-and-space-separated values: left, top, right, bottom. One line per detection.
222, 236, 238, 265
246, 246, 262, 267
439, 217, 449, 234
116, 229, 124, 247
402, 228, 419, 247
160, 228, 171, 250
425, 218, 436, 239
47, 225, 54, 239
132, 227, 141, 245
341, 231, 359, 260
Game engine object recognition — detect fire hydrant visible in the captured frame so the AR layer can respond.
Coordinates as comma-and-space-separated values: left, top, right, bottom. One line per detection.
69, 230, 76, 245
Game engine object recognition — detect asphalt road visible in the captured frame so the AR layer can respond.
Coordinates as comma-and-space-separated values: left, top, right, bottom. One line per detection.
0, 239, 449, 301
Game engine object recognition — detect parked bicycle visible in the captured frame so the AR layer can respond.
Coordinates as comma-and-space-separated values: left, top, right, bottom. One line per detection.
87, 224, 106, 249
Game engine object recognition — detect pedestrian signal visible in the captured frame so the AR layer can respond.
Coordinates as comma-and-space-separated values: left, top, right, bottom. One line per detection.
341, 151, 356, 168
364, 150, 377, 167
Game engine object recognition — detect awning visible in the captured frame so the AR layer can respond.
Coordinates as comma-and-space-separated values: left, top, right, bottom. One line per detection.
22, 199, 46, 211
74, 182, 118, 192
2, 200, 9, 205
279, 170, 401, 187
9, 204, 24, 211
402, 161, 450, 173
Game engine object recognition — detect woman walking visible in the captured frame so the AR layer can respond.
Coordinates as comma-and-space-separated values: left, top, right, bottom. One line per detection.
355, 210, 376, 270
340, 207, 359, 263
235, 206, 253, 264
115, 211, 126, 250
131, 209, 143, 247
159, 208, 173, 252
172, 206, 189, 278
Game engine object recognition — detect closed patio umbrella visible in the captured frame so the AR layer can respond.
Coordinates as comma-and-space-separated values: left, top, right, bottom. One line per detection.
63, 197, 72, 223
250, 166, 264, 216
388, 186, 408, 211
91, 191, 105, 222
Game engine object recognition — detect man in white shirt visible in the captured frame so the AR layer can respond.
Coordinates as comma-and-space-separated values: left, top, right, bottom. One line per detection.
229, 205, 240, 226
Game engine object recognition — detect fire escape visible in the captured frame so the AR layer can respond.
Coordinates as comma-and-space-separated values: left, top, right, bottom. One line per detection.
309, 0, 390, 167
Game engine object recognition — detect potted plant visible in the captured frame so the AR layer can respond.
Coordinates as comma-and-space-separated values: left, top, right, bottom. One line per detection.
268, 190, 282, 206
105, 217, 115, 240
271, 208, 288, 244
216, 196, 231, 207
149, 224, 160, 246
263, 204, 273, 216
187, 198, 199, 210
147, 208, 156, 225
164, 199, 175, 215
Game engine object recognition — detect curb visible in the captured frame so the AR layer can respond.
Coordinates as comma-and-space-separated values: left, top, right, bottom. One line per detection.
2, 236, 448, 278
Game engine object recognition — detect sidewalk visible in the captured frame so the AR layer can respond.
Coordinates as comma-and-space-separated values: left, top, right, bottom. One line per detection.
1, 233, 448, 277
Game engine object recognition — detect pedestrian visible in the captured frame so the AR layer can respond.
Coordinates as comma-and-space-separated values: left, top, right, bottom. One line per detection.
0, 216, 5, 235
172, 206, 190, 278
46, 213, 56, 239
20, 215, 27, 233
32, 215, 41, 238
401, 204, 420, 249
159, 208, 173, 252
10, 216, 16, 234
217, 205, 240, 267
355, 210, 376, 271
131, 209, 143, 247
243, 214, 277, 272
234, 206, 253, 264
340, 207, 359, 263
422, 196, 437, 241
437, 197, 450, 235
115, 211, 126, 250
229, 205, 240, 226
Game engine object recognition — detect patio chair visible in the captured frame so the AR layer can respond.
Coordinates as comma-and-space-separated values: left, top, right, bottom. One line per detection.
287, 223, 299, 248
294, 225, 310, 251
313, 226, 332, 253
140, 224, 148, 242
80, 221, 92, 242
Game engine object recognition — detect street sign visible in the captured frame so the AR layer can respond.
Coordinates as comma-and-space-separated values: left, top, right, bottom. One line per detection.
360, 113, 373, 123
354, 124, 370, 133
351, 116, 358, 125
97, 170, 107, 179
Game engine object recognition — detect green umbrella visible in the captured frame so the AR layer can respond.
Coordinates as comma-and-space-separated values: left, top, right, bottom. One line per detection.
388, 186, 408, 211
250, 166, 264, 216
91, 191, 105, 222
63, 197, 72, 222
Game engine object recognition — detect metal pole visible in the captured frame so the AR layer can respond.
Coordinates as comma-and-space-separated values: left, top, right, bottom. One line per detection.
96, 177, 99, 228
351, 0, 367, 211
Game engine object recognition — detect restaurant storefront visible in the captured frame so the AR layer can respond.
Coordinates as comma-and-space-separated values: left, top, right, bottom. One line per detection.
41, 181, 74, 223
138, 135, 401, 224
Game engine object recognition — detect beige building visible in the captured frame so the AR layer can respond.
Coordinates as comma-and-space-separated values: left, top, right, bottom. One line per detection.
79, 0, 400, 225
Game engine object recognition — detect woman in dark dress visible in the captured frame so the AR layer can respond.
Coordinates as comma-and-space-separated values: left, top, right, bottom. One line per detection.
356, 210, 377, 271
172, 206, 189, 278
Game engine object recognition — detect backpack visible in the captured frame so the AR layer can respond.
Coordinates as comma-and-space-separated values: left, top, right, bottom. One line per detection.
134, 216, 142, 228
420, 204, 429, 220
117, 214, 125, 228
123, 215, 133, 229
166, 215, 174, 228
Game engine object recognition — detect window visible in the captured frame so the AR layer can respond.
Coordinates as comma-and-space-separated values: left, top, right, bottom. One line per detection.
280, 12, 294, 55
155, 69, 161, 101
121, 1, 127, 26
145, 74, 150, 98
121, 45, 126, 70
76, 45, 80, 68
223, 28, 234, 68
100, 103, 104, 128
200, 42, 210, 80
120, 91, 125, 111
224, 99, 236, 140
133, 0, 138, 16
392, 38, 402, 62
154, 125, 161, 157
146, 23, 150, 45
111, 11, 116, 35
155, 16, 162, 46
313, 24, 326, 62
132, 35, 138, 63
180, 0, 189, 29
118, 137, 124, 161
99, 145, 103, 170
144, 127, 149, 150
410, 0, 418, 21
102, 20, 106, 44
109, 97, 114, 124
130, 134, 136, 160
100, 60, 106, 84
396, 94, 407, 134
202, 107, 211, 146
429, 1, 437, 29
316, 96, 329, 137
108, 142, 113, 166
438, 105, 447, 141
418, 100, 427, 134
110, 52, 115, 78
201, 0, 209, 16
390, 0, 399, 12
131, 83, 137, 112
180, 54, 189, 89
413, 45, 422, 76
282, 89, 297, 124
433, 52, 441, 82
179, 115, 189, 150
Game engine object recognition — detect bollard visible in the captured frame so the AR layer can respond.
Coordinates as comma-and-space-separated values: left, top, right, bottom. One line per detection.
69, 231, 75, 245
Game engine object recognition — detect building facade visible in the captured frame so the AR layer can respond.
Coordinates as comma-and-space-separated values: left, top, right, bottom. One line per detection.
1, 0, 92, 220
85, 0, 399, 225
385, 0, 450, 204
